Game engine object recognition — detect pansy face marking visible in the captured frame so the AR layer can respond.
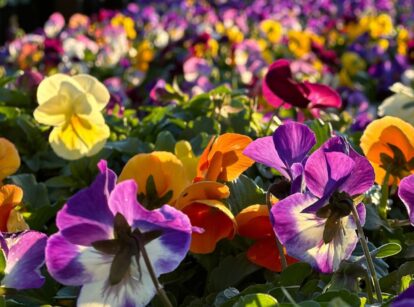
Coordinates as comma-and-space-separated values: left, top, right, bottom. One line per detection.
92, 213, 163, 285
380, 143, 414, 179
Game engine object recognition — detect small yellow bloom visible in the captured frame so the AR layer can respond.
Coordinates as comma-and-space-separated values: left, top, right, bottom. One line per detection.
226, 26, 244, 44
339, 52, 366, 87
119, 151, 191, 206
260, 20, 283, 44
369, 13, 393, 39
288, 30, 311, 58
0, 138, 20, 181
111, 14, 136, 40
34, 74, 110, 160
134, 40, 154, 72
175, 141, 199, 180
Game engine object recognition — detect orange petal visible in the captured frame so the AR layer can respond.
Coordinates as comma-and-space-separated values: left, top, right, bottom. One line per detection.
175, 181, 230, 210
0, 185, 23, 231
0, 138, 20, 181
247, 237, 298, 272
182, 200, 236, 254
235, 204, 273, 239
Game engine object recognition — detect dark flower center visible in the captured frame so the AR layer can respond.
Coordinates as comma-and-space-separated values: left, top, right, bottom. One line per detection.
269, 176, 291, 200
91, 213, 163, 285
316, 191, 353, 244
380, 143, 414, 179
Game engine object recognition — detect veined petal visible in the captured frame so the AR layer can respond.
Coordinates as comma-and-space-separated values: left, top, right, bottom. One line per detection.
243, 136, 288, 178
73, 74, 110, 111
399, 175, 414, 225
2, 231, 47, 290
33, 95, 71, 126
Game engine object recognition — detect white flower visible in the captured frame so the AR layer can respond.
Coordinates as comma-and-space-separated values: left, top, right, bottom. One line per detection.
378, 83, 414, 125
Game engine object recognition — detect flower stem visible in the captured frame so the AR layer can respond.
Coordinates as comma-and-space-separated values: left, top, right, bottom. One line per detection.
135, 237, 173, 307
350, 205, 382, 303
379, 170, 390, 220
266, 189, 288, 271
263, 109, 279, 135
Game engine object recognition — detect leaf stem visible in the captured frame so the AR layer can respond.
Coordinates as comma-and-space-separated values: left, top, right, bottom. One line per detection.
351, 205, 382, 303
263, 109, 279, 135
266, 189, 288, 271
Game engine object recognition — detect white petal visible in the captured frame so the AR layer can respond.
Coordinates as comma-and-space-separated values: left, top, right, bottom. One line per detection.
72, 75, 110, 111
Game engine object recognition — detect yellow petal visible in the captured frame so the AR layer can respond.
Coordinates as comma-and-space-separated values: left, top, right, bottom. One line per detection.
119, 151, 191, 205
7, 209, 29, 232
33, 95, 71, 126
174, 140, 199, 180
73, 74, 110, 111
37, 74, 77, 105
0, 138, 20, 181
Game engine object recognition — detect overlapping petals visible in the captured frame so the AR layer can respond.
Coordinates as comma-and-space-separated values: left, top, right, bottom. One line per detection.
0, 138, 20, 182
46, 160, 193, 307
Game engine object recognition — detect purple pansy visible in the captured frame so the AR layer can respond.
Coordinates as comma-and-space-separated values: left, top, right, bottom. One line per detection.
392, 284, 414, 307
271, 137, 374, 273
243, 122, 316, 193
0, 230, 47, 290
398, 175, 414, 225
46, 160, 193, 307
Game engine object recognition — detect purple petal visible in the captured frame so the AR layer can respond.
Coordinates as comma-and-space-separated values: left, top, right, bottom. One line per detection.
399, 175, 414, 226
272, 122, 316, 176
305, 151, 355, 199
305, 82, 342, 109
348, 203, 367, 228
392, 284, 414, 307
243, 136, 289, 178
2, 231, 47, 290
56, 160, 116, 245
46, 234, 112, 286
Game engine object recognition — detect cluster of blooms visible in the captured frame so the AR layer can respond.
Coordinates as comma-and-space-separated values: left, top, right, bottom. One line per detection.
2, 0, 414, 306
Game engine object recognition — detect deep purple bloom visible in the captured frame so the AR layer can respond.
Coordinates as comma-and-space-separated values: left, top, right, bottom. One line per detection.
271, 137, 374, 273
243, 122, 316, 193
392, 284, 414, 307
0, 230, 47, 290
46, 160, 193, 306
263, 59, 342, 116
398, 175, 414, 225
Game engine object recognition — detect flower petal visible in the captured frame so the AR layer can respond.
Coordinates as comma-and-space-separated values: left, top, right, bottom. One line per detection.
72, 74, 110, 111
0, 138, 20, 181
33, 95, 71, 126
399, 175, 414, 225
236, 204, 273, 239
36, 73, 74, 105
0, 185, 23, 232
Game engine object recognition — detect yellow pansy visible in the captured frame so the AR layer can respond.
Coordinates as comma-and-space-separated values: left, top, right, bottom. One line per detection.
0, 138, 20, 181
369, 13, 393, 39
111, 14, 136, 40
226, 26, 244, 44
288, 30, 311, 58
134, 40, 154, 72
175, 140, 199, 180
397, 27, 409, 55
119, 151, 191, 206
34, 74, 110, 160
339, 52, 366, 87
260, 20, 283, 44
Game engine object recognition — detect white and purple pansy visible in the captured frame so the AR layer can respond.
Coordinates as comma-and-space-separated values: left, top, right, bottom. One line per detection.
243, 122, 316, 194
0, 230, 47, 290
45, 160, 193, 307
271, 137, 374, 273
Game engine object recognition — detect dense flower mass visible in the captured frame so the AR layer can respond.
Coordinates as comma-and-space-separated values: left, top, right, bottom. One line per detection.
2, 0, 414, 305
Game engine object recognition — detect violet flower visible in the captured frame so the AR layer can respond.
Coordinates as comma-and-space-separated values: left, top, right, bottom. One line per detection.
398, 174, 414, 225
262, 59, 342, 116
243, 122, 316, 194
391, 284, 414, 307
271, 137, 374, 273
0, 230, 47, 290
46, 160, 193, 306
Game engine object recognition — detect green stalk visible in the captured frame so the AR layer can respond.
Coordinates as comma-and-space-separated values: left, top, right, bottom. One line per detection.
378, 170, 390, 220
263, 109, 279, 135
266, 189, 288, 271
350, 205, 382, 303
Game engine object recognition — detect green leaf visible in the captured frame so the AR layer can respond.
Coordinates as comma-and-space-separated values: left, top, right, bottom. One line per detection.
232, 293, 278, 307
154, 131, 176, 152
10, 174, 50, 209
314, 290, 360, 306
207, 254, 260, 292
106, 137, 153, 155
226, 175, 266, 215
280, 262, 313, 287
192, 116, 221, 135
372, 243, 402, 259
209, 85, 232, 96
0, 249, 6, 281
307, 119, 332, 152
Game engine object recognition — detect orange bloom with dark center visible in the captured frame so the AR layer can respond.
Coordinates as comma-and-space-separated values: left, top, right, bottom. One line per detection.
360, 116, 414, 185
236, 204, 297, 272
195, 133, 254, 182
175, 181, 236, 254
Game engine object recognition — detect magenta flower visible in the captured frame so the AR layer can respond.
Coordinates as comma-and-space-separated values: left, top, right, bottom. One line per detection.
398, 175, 414, 225
262, 59, 342, 116
271, 137, 374, 273
243, 122, 316, 194
0, 231, 47, 290
46, 160, 193, 306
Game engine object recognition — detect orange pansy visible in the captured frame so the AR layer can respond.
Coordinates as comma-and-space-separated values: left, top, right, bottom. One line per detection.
195, 133, 254, 182
0, 184, 27, 232
0, 138, 21, 182
360, 116, 414, 185
175, 181, 236, 254
119, 151, 191, 206
236, 204, 297, 272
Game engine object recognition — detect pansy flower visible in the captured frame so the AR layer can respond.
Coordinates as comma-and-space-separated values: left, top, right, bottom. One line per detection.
360, 116, 414, 185
378, 83, 414, 125
0, 230, 47, 290
398, 174, 414, 226
243, 122, 316, 194
271, 137, 373, 273
236, 204, 297, 271
46, 160, 193, 306
175, 181, 235, 254
0, 138, 20, 182
195, 133, 253, 182
391, 283, 414, 306
119, 151, 191, 207
34, 74, 110, 160
262, 59, 341, 117
0, 185, 28, 232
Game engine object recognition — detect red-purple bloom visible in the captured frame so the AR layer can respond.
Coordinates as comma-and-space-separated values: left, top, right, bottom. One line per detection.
398, 175, 414, 226
46, 160, 193, 306
243, 122, 316, 193
0, 230, 47, 290
271, 137, 374, 273
263, 59, 342, 116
